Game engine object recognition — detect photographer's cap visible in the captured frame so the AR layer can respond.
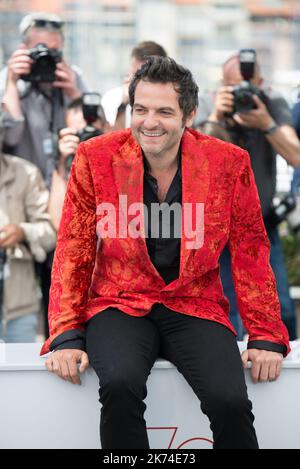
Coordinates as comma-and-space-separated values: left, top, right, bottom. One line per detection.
19, 12, 64, 38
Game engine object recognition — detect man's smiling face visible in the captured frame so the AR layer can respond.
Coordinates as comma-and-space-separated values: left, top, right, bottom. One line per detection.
131, 80, 194, 161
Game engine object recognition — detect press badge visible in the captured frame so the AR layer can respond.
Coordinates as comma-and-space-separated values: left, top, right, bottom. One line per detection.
42, 137, 53, 155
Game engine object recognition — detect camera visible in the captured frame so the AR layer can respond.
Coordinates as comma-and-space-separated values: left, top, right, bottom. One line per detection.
21, 43, 62, 83
76, 93, 104, 142
64, 93, 104, 174
65, 124, 102, 173
267, 193, 297, 226
76, 125, 103, 143
231, 49, 266, 114
287, 201, 300, 234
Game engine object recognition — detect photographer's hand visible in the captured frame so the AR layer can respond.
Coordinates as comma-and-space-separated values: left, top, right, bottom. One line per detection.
0, 224, 25, 248
7, 43, 33, 83
121, 73, 131, 106
3, 43, 33, 119
233, 95, 273, 130
57, 127, 80, 177
53, 61, 82, 100
234, 95, 300, 166
208, 86, 234, 122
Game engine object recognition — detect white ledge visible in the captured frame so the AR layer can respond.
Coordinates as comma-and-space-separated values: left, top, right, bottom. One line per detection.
0, 341, 299, 371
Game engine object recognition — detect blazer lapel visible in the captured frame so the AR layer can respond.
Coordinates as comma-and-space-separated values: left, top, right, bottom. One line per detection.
111, 129, 211, 285
111, 132, 165, 283
112, 132, 144, 211
180, 129, 210, 278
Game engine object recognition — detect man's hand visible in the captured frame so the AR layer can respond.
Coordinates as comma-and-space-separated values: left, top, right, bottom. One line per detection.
233, 94, 274, 131
121, 73, 131, 107
7, 43, 33, 83
209, 86, 234, 122
0, 224, 25, 248
53, 61, 82, 99
45, 349, 89, 385
56, 128, 80, 178
241, 349, 283, 383
58, 127, 80, 161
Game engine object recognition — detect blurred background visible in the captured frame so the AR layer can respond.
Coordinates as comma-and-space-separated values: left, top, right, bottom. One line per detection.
1, 0, 300, 338
1, 0, 300, 100
1, 0, 300, 187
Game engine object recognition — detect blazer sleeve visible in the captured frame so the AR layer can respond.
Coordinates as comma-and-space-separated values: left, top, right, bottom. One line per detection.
228, 149, 290, 356
40, 142, 97, 355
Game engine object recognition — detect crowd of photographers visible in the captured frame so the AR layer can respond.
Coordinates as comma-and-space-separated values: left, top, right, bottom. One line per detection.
1, 11, 300, 343
195, 50, 300, 340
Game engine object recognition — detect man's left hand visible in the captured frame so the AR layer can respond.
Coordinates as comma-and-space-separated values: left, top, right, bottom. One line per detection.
233, 95, 274, 131
241, 349, 283, 383
0, 224, 25, 248
53, 61, 81, 100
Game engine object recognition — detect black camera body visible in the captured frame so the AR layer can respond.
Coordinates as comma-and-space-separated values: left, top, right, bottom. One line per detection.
76, 93, 104, 142
21, 43, 62, 83
65, 126, 103, 174
231, 49, 266, 114
232, 82, 265, 113
267, 193, 296, 226
76, 125, 103, 143
64, 93, 104, 174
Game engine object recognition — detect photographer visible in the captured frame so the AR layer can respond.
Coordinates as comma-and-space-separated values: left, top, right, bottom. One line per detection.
196, 50, 300, 340
48, 94, 109, 231
0, 106, 56, 342
0, 12, 88, 338
0, 12, 87, 188
101, 41, 167, 130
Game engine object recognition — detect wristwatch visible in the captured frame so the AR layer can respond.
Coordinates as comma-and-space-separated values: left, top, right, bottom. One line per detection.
263, 122, 278, 135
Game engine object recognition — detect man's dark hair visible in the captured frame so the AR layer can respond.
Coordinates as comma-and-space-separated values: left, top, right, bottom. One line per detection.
131, 41, 167, 62
129, 56, 199, 121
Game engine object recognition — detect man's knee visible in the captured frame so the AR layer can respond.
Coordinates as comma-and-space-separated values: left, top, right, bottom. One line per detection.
202, 389, 252, 419
99, 367, 148, 404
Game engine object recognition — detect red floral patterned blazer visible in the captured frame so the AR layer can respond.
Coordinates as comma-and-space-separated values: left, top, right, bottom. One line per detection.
40, 128, 290, 355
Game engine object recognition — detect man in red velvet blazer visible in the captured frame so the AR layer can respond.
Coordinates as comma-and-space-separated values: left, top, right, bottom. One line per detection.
44, 57, 289, 449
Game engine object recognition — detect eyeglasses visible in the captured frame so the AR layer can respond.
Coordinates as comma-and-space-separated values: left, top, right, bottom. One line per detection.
20, 19, 64, 36
31, 19, 64, 30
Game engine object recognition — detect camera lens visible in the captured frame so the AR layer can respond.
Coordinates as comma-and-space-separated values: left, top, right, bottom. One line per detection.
234, 89, 255, 113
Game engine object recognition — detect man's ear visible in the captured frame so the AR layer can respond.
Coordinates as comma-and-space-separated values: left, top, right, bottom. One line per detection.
185, 109, 197, 128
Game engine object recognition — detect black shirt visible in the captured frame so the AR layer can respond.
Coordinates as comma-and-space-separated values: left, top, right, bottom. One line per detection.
143, 152, 181, 285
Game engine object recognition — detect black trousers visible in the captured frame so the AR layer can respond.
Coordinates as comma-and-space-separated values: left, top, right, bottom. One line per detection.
86, 304, 258, 450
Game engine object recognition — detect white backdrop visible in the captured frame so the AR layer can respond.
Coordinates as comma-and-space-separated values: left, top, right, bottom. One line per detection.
0, 342, 299, 449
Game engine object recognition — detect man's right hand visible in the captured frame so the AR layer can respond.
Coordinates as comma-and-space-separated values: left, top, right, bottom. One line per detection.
209, 86, 234, 122
45, 349, 89, 385
7, 43, 33, 83
58, 127, 80, 161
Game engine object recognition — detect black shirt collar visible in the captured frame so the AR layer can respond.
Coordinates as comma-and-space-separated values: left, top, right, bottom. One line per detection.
143, 147, 182, 179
